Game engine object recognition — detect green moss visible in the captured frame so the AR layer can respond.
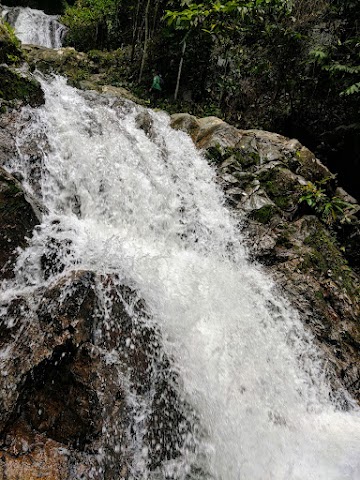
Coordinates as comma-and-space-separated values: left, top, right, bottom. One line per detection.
0, 177, 26, 217
276, 232, 293, 249
300, 225, 357, 296
88, 49, 124, 69
205, 145, 260, 169
4, 181, 22, 195
0, 20, 23, 65
250, 205, 276, 224
233, 149, 260, 168
0, 66, 44, 106
205, 145, 224, 164
314, 290, 325, 301
258, 167, 301, 211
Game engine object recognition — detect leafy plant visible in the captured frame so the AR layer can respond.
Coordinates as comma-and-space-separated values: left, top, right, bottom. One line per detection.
299, 181, 358, 224
61, 0, 120, 51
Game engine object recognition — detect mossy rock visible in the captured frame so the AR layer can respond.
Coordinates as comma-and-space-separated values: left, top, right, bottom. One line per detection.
24, 46, 93, 82
0, 20, 23, 65
171, 113, 200, 142
206, 145, 260, 170
250, 205, 277, 224
258, 167, 301, 211
295, 147, 332, 184
0, 65, 44, 106
205, 144, 224, 165
24, 45, 131, 90
300, 218, 358, 298
275, 231, 293, 249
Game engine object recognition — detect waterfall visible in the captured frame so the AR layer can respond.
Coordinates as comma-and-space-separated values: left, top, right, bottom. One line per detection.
2, 5, 66, 48
0, 6, 359, 479
1, 74, 360, 479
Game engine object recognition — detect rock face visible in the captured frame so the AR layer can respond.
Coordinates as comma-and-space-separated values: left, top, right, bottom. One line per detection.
0, 65, 44, 107
0, 270, 197, 479
171, 113, 360, 403
0, 18, 23, 65
0, 167, 39, 278
23, 45, 142, 104
0, 18, 44, 109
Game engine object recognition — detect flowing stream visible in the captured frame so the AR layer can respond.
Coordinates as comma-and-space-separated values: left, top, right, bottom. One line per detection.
1, 7, 360, 480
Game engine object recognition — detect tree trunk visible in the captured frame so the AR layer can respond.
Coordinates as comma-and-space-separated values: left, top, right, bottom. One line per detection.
174, 33, 188, 101
151, 0, 160, 38
218, 42, 230, 108
131, 0, 142, 63
138, 0, 151, 84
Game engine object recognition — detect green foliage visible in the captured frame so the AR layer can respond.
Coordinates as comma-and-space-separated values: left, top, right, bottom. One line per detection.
301, 225, 356, 297
165, 0, 291, 35
308, 48, 328, 64
341, 81, 360, 96
2, 21, 21, 49
0, 20, 23, 65
299, 181, 358, 225
61, 0, 120, 51
310, 57, 360, 96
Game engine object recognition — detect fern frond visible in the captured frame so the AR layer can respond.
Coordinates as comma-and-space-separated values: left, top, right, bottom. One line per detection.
341, 81, 360, 96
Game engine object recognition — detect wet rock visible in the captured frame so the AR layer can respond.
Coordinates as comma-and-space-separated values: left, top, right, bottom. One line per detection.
101, 85, 140, 103
0, 271, 199, 478
0, 112, 17, 166
23, 44, 144, 104
0, 26, 45, 150
0, 65, 44, 107
296, 146, 332, 183
0, 18, 44, 107
0, 18, 23, 66
0, 420, 70, 480
171, 113, 240, 149
170, 113, 200, 140
0, 167, 39, 278
135, 110, 154, 137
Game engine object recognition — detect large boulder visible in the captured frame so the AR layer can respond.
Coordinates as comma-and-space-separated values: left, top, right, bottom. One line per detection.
171, 113, 360, 403
0, 271, 198, 479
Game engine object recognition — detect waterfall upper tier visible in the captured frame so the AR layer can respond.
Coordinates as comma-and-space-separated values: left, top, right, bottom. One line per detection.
2, 5, 66, 48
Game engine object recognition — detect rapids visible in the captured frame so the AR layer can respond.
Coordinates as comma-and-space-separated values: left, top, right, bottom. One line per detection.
0, 6, 360, 480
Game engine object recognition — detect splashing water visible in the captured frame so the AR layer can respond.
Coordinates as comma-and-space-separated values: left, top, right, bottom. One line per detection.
2, 5, 66, 48
2, 75, 360, 479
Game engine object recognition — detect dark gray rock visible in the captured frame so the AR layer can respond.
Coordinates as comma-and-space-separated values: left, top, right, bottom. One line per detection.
0, 167, 39, 278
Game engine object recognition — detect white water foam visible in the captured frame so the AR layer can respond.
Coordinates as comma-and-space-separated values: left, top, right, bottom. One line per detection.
2, 75, 360, 479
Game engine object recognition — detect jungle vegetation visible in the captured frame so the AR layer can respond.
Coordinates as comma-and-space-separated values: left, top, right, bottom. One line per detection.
6, 0, 360, 198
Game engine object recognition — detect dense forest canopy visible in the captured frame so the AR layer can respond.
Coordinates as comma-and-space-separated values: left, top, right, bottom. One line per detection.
3, 0, 360, 199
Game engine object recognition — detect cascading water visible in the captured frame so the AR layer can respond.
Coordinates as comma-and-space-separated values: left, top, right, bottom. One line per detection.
1, 74, 360, 479
1, 7, 360, 480
2, 5, 66, 48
